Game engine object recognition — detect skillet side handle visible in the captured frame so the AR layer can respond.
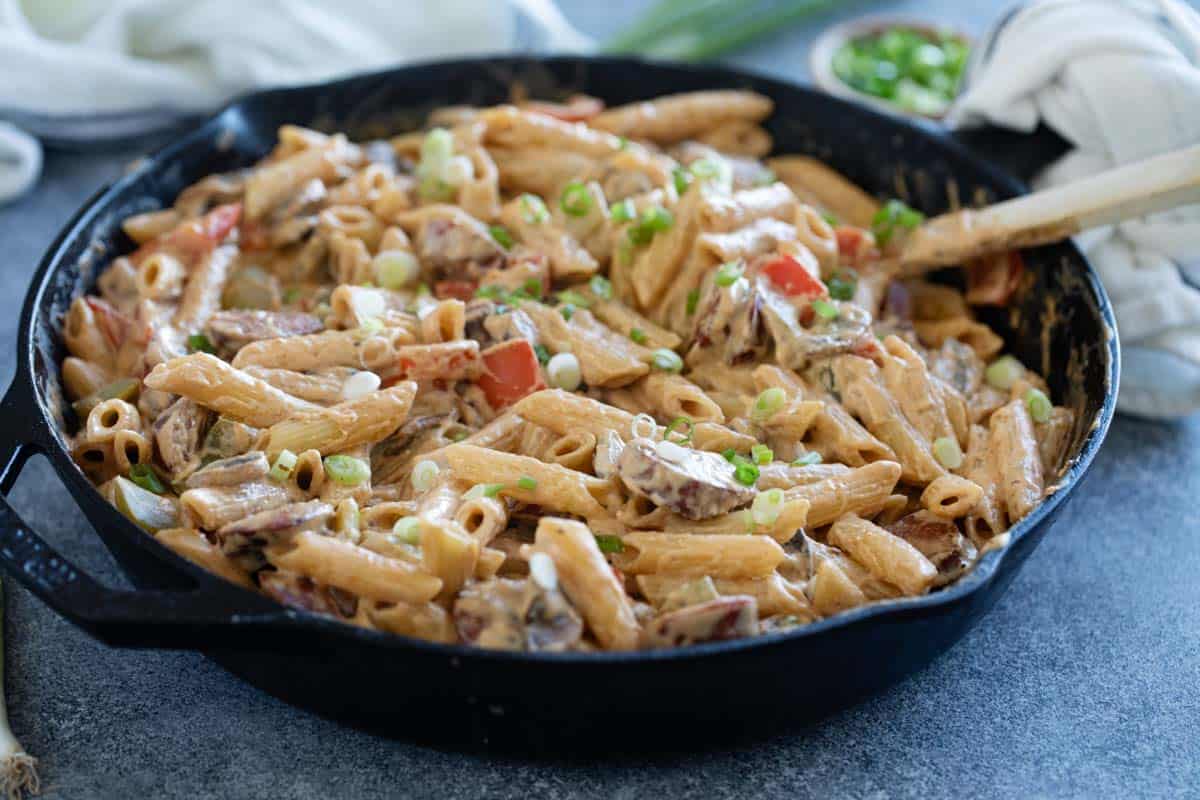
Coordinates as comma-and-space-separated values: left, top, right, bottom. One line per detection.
0, 385, 292, 649
946, 124, 1072, 188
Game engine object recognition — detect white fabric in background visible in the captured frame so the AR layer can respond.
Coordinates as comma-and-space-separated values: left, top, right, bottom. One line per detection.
949, 0, 1200, 418
0, 0, 589, 202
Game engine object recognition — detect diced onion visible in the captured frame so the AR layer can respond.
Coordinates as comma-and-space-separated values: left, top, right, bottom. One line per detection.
986, 355, 1025, 390
932, 436, 963, 470
411, 459, 440, 492
374, 249, 420, 290
546, 352, 582, 391
751, 488, 785, 526
529, 551, 558, 591
342, 370, 381, 401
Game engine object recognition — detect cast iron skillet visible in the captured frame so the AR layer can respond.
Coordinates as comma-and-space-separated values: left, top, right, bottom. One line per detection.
0, 56, 1117, 747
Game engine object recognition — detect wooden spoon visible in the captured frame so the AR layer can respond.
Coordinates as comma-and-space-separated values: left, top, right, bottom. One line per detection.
892, 143, 1200, 276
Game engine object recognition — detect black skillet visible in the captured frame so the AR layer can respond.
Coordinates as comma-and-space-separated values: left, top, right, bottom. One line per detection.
0, 56, 1117, 747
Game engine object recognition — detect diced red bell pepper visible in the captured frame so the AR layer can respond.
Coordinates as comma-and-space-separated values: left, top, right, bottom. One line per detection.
761, 253, 826, 299
130, 202, 242, 266
477, 339, 546, 410
434, 280, 477, 302
835, 225, 880, 267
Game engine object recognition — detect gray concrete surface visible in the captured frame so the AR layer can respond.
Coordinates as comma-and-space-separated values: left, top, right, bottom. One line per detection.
1, 1, 1198, 797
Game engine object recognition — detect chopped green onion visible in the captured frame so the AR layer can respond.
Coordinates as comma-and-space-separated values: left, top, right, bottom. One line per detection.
589, 275, 613, 299
630, 327, 647, 344
932, 436, 963, 470
560, 304, 576, 321
751, 488, 785, 526
269, 449, 298, 482
128, 464, 166, 494
519, 193, 550, 224
547, 352, 583, 391
556, 289, 592, 308
690, 157, 730, 189
523, 278, 544, 299
517, 476, 538, 491
483, 483, 505, 498
986, 355, 1025, 391
628, 206, 673, 245
751, 443, 774, 465
871, 199, 925, 246
488, 224, 515, 249
617, 136, 630, 150
411, 459, 440, 492
832, 28, 970, 115
673, 167, 693, 196
826, 273, 857, 301
792, 452, 822, 466
374, 249, 420, 290
821, 211, 840, 226
611, 198, 636, 223
475, 284, 505, 300
324, 455, 370, 486
560, 181, 593, 217
533, 344, 551, 365
1025, 388, 1052, 424
753, 387, 787, 420
651, 348, 683, 373
722, 449, 738, 463
733, 461, 760, 486
594, 534, 625, 554
664, 417, 694, 445
686, 288, 700, 315
391, 517, 421, 545
187, 333, 214, 354
420, 127, 454, 165
811, 299, 839, 320
714, 261, 744, 287
418, 175, 454, 201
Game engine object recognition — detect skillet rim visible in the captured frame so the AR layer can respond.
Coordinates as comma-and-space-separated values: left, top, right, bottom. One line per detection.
14, 53, 1120, 664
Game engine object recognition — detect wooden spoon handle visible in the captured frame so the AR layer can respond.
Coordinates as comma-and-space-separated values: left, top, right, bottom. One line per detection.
897, 143, 1200, 275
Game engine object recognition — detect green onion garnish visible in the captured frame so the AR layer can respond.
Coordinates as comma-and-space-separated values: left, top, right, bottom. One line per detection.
594, 534, 625, 554
611, 198, 636, 223
523, 278, 544, 299
128, 464, 166, 494
722, 448, 738, 463
560, 181, 593, 217
561, 304, 576, 322
986, 355, 1025, 391
187, 333, 214, 354
556, 289, 592, 308
324, 455, 370, 486
871, 199, 925, 246
651, 348, 683, 373
391, 517, 421, 545
488, 224, 514, 249
1025, 388, 1052, 424
630, 327, 647, 344
475, 284, 505, 300
589, 275, 613, 299
714, 261, 744, 287
733, 461, 759, 486
628, 206, 673, 245
821, 211, 840, 226
673, 167, 693, 196
753, 387, 787, 420
751, 488, 785, 526
792, 452, 822, 466
811, 299, 839, 320
519, 193, 550, 224
751, 443, 773, 465
686, 288, 700, 315
664, 417, 694, 445
932, 436, 963, 470
269, 449, 297, 482
483, 483, 505, 498
832, 28, 970, 116
517, 476, 538, 491
826, 272, 857, 301
533, 344, 551, 365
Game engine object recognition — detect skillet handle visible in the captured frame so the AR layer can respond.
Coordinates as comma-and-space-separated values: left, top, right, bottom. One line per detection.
0, 384, 290, 649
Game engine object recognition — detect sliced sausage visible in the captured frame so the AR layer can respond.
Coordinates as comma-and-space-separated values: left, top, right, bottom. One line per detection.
886, 510, 977, 587
453, 577, 583, 652
205, 310, 323, 355
616, 437, 755, 520
414, 214, 505, 282
641, 595, 759, 648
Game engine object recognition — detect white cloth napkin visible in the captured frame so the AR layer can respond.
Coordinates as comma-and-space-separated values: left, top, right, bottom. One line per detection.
948, 0, 1200, 418
0, 0, 589, 203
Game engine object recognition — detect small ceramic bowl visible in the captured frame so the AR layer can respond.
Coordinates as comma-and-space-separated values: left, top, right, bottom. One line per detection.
809, 15, 971, 122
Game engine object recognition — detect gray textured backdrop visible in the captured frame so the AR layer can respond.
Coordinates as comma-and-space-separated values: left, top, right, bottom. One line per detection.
1, 1, 1198, 798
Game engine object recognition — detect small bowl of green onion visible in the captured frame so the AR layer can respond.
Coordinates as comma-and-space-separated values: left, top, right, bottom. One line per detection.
811, 17, 971, 120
